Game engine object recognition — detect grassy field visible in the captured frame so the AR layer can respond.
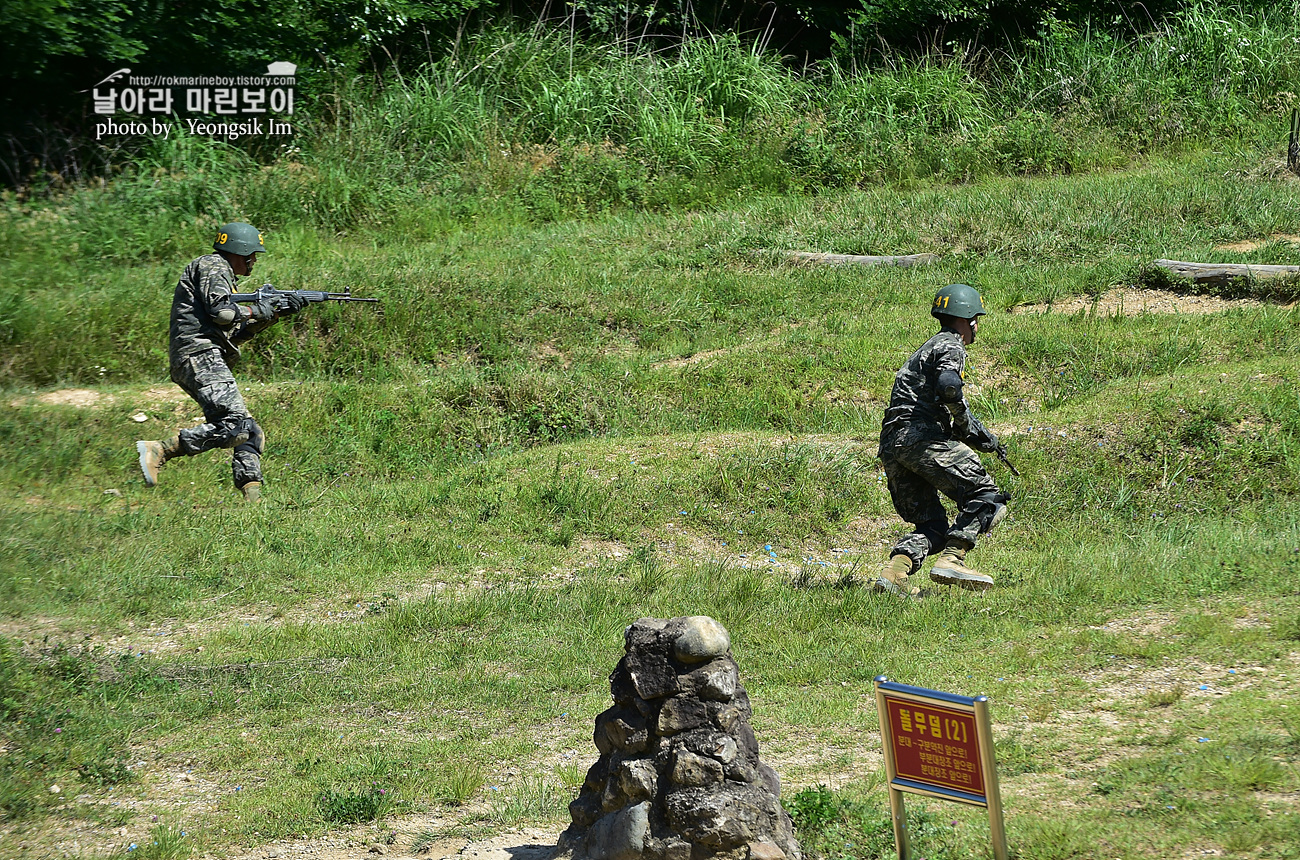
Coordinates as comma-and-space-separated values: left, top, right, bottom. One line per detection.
4, 141, 1300, 859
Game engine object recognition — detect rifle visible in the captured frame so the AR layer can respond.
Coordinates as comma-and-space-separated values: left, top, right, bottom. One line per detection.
230, 284, 381, 309
994, 444, 1020, 477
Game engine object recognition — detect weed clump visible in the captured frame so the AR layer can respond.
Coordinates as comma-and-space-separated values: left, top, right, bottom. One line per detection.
317, 784, 393, 824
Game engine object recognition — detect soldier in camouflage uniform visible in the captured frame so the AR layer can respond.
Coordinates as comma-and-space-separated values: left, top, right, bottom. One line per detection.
875, 284, 1010, 595
135, 222, 306, 502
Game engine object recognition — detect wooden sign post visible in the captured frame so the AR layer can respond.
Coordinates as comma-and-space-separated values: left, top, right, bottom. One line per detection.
874, 676, 1008, 860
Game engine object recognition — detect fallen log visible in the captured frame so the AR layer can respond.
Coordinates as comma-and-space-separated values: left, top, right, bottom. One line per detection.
1153, 259, 1300, 287
780, 250, 938, 268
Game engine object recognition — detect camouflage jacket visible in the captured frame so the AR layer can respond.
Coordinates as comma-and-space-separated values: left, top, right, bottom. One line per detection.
878, 328, 990, 454
168, 254, 270, 366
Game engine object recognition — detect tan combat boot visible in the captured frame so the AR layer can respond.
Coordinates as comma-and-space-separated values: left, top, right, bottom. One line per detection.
873, 554, 919, 598
240, 481, 262, 503
136, 436, 180, 487
929, 542, 995, 590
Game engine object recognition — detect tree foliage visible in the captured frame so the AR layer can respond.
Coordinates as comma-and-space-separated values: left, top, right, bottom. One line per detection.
0, 0, 489, 121
0, 0, 1286, 184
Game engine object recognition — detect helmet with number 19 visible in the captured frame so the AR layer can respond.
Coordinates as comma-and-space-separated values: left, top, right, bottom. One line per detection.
213, 222, 266, 256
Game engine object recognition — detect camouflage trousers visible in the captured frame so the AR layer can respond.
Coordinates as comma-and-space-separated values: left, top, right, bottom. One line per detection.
880, 439, 1007, 568
170, 349, 263, 489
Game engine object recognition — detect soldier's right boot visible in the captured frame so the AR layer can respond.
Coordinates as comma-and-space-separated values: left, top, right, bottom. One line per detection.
872, 554, 919, 597
136, 435, 181, 487
239, 481, 262, 503
929, 542, 995, 590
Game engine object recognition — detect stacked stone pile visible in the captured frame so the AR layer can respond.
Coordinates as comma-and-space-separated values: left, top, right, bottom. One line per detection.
559, 616, 800, 860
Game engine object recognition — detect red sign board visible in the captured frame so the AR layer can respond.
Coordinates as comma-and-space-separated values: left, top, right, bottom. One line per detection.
884, 697, 985, 797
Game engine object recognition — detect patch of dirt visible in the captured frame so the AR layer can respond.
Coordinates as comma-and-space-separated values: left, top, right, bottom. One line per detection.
1010, 287, 1288, 316
10, 383, 279, 412
651, 325, 802, 371
1214, 233, 1300, 253
1093, 611, 1177, 638
533, 342, 572, 370
139, 385, 192, 406
22, 388, 111, 408
574, 538, 629, 562
207, 820, 560, 860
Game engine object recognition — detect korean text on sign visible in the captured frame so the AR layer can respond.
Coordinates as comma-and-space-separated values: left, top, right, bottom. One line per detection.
886, 699, 986, 796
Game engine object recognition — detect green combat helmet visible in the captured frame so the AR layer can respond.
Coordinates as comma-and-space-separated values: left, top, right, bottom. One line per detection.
931, 283, 986, 320
213, 222, 266, 256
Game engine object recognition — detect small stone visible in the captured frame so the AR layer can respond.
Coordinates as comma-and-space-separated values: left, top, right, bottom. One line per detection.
602, 775, 628, 812
707, 735, 738, 764
367, 844, 386, 855
725, 760, 758, 784
608, 718, 649, 754
689, 659, 739, 702
131, 412, 149, 423
570, 793, 604, 828
710, 704, 744, 732
749, 842, 786, 860
587, 801, 650, 860
618, 759, 658, 801
103, 488, 122, 497
179, 772, 193, 782
662, 839, 692, 860
658, 697, 709, 735
625, 618, 671, 652
673, 617, 730, 663
49, 784, 61, 794
672, 749, 724, 787
627, 651, 680, 700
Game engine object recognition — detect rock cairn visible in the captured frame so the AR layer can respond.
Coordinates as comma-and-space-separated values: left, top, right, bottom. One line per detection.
560, 616, 800, 860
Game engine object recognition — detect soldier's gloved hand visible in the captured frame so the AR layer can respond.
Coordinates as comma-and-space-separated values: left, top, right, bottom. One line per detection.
279, 293, 309, 317
250, 297, 278, 322
968, 427, 1000, 454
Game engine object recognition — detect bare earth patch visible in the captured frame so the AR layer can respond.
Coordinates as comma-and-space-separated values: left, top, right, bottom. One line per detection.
9, 383, 273, 412
1010, 287, 1289, 317
1213, 233, 1300, 253
23, 388, 111, 408
651, 325, 802, 371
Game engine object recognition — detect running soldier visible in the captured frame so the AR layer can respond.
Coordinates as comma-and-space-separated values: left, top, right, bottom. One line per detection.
135, 222, 306, 502
875, 284, 1010, 595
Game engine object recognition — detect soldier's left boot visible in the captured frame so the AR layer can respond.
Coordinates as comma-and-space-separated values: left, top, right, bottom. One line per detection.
239, 481, 262, 503
872, 554, 922, 599
929, 541, 994, 590
136, 435, 181, 487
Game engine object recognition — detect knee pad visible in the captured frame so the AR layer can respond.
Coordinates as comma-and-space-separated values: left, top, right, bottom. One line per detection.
218, 415, 256, 449
234, 419, 263, 456
974, 492, 1011, 534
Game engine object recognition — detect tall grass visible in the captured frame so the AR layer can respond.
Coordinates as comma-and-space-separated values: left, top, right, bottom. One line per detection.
6, 3, 1298, 240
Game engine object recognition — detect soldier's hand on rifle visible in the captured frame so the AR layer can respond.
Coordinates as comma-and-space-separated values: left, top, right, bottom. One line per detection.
249, 296, 278, 322
968, 426, 1000, 454
280, 293, 309, 317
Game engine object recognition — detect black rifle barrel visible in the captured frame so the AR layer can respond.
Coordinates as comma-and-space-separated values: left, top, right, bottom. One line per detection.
230, 288, 379, 303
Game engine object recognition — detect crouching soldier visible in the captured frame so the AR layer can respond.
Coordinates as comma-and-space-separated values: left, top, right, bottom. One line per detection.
135, 222, 305, 502
875, 284, 1010, 595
